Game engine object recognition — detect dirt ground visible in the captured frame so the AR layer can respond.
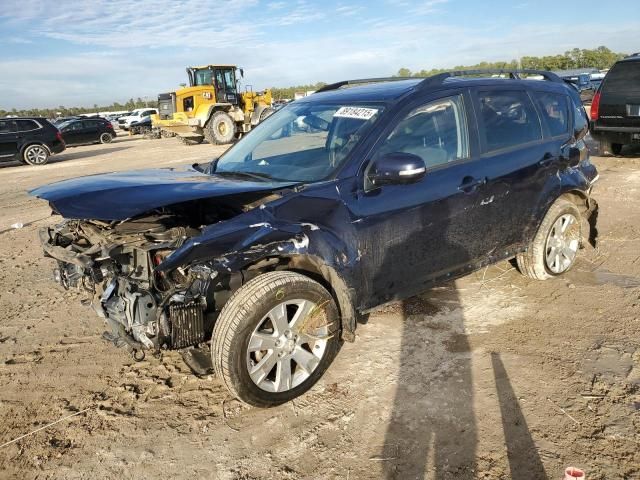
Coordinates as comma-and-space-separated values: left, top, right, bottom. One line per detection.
0, 134, 638, 480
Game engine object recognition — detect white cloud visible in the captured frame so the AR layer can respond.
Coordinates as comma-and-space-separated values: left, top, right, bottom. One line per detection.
0, 0, 639, 109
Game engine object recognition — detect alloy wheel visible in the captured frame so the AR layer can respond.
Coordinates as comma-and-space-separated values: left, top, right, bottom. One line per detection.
26, 146, 48, 164
246, 299, 328, 393
545, 213, 580, 274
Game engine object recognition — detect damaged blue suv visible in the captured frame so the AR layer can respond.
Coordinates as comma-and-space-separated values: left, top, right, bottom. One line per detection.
32, 70, 598, 406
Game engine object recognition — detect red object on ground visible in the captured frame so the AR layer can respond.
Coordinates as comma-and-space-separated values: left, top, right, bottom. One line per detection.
564, 467, 585, 479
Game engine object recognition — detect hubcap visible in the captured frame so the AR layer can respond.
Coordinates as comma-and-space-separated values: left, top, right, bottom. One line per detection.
217, 121, 228, 136
545, 213, 579, 274
26, 146, 47, 164
246, 299, 328, 393
101, 133, 112, 143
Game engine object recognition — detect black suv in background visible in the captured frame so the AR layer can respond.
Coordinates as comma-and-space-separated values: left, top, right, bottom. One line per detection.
590, 53, 640, 155
58, 117, 115, 146
0, 118, 65, 165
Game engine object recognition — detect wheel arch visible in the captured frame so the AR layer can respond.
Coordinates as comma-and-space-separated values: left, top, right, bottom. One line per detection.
240, 253, 358, 342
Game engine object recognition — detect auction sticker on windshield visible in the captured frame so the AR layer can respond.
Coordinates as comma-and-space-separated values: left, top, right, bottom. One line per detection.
334, 106, 379, 120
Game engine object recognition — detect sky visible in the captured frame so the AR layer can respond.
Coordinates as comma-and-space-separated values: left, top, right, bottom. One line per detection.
0, 0, 638, 109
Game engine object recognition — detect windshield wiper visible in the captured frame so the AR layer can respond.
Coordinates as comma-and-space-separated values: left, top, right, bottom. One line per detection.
213, 170, 275, 181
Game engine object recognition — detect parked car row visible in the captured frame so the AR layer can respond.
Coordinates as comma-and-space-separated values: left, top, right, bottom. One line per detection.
0, 115, 117, 165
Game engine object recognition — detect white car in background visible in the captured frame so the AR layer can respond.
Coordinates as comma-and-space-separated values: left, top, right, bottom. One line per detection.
118, 108, 158, 131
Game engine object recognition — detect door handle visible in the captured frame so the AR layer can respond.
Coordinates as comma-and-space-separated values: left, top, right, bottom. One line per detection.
539, 152, 555, 166
458, 176, 486, 193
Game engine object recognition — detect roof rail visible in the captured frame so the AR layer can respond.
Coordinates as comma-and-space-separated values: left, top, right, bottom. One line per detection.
315, 77, 421, 93
315, 69, 564, 94
417, 69, 563, 89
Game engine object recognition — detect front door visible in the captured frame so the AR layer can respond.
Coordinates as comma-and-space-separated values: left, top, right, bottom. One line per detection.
348, 92, 496, 308
214, 68, 238, 105
62, 121, 84, 145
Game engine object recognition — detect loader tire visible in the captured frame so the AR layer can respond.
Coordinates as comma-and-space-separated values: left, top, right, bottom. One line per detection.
205, 111, 235, 145
259, 107, 275, 122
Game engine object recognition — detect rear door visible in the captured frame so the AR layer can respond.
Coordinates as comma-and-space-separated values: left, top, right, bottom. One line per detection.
0, 120, 18, 159
598, 60, 640, 130
62, 121, 84, 145
470, 87, 560, 250
82, 120, 101, 142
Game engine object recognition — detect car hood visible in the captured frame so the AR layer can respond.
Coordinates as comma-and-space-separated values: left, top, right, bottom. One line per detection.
29, 166, 297, 221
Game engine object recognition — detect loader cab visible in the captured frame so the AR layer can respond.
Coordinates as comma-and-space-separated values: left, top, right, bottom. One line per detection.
187, 65, 239, 106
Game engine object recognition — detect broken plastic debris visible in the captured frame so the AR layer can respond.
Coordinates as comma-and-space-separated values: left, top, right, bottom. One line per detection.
564, 467, 585, 480
10, 223, 24, 229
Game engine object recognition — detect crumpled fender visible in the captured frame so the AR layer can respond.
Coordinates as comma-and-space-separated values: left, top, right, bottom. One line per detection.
155, 189, 362, 341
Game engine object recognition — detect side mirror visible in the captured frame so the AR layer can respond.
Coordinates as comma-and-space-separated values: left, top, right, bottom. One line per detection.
368, 152, 426, 187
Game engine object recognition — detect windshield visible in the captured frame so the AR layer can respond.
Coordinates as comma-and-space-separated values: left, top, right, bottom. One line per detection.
193, 69, 213, 86
214, 102, 383, 182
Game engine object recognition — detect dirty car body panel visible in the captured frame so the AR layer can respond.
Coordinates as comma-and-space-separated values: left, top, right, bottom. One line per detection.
31, 70, 598, 405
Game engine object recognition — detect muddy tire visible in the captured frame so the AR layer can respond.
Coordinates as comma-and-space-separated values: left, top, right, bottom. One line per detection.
259, 107, 275, 122
212, 271, 341, 407
23, 144, 49, 165
204, 111, 235, 145
516, 199, 582, 280
99, 132, 113, 144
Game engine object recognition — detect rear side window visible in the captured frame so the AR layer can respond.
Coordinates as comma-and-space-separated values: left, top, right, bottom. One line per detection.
532, 91, 569, 137
378, 94, 469, 169
603, 62, 640, 94
15, 119, 40, 132
477, 90, 542, 152
0, 120, 17, 134
83, 120, 101, 129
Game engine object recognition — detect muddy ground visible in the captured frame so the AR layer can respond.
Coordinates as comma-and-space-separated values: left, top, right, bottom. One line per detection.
0, 135, 638, 480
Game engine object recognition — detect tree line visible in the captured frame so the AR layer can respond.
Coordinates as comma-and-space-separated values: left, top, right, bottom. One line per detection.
395, 46, 627, 78
1, 46, 629, 118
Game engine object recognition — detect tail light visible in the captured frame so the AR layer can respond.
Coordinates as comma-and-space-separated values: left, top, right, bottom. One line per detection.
106, 123, 114, 129
55, 131, 63, 142
590, 91, 601, 121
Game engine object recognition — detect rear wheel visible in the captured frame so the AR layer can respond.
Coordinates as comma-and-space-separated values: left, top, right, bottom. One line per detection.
204, 111, 235, 145
259, 107, 275, 122
23, 144, 49, 165
516, 199, 582, 280
611, 143, 623, 156
212, 271, 341, 407
99, 132, 113, 144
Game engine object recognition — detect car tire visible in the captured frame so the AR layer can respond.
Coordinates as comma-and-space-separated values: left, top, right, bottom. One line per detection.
516, 198, 582, 280
611, 143, 623, 156
212, 271, 341, 407
259, 107, 275, 122
99, 133, 114, 144
23, 144, 50, 166
204, 111, 235, 145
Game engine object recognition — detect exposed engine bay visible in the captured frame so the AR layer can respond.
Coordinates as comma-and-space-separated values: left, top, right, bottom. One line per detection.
39, 210, 235, 359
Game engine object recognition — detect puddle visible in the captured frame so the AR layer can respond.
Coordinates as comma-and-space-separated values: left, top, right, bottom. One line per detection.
567, 270, 640, 289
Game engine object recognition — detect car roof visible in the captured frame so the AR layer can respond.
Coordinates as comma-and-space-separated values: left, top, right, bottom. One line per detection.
615, 54, 640, 64
303, 76, 570, 104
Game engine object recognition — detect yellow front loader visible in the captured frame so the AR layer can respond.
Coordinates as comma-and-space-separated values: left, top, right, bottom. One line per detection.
152, 65, 274, 145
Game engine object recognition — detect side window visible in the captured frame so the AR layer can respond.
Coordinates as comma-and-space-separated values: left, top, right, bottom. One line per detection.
477, 90, 542, 152
533, 91, 570, 137
68, 122, 83, 131
83, 120, 98, 129
15, 120, 39, 132
0, 120, 17, 134
571, 96, 588, 139
377, 95, 469, 169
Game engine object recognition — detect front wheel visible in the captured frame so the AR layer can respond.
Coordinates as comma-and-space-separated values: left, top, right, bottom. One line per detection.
212, 271, 341, 407
204, 111, 235, 145
516, 199, 582, 280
